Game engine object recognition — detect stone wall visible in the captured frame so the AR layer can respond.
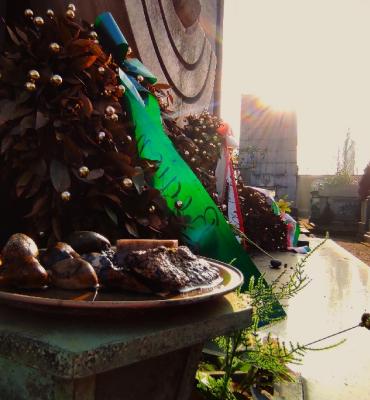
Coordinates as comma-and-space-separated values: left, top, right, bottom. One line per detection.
239, 95, 298, 203
1, 0, 223, 118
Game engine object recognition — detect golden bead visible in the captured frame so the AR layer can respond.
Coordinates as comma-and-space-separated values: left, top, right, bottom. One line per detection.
122, 178, 133, 188
49, 42, 61, 53
50, 74, 63, 86
61, 191, 71, 201
25, 81, 36, 92
137, 75, 144, 83
46, 9, 55, 18
28, 69, 40, 81
98, 66, 105, 75
24, 9, 34, 18
118, 85, 126, 95
105, 106, 115, 115
89, 31, 98, 39
98, 131, 106, 141
127, 47, 132, 55
67, 3, 76, 11
65, 9, 75, 19
34, 16, 44, 26
78, 166, 89, 178
110, 113, 119, 122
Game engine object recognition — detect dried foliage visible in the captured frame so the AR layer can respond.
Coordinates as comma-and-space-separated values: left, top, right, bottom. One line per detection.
164, 113, 288, 251
0, 10, 179, 246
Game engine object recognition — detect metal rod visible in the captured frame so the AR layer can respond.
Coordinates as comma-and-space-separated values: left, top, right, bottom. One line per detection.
304, 324, 360, 347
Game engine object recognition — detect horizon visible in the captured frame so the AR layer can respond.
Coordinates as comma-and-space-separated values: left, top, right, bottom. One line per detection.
220, 0, 370, 175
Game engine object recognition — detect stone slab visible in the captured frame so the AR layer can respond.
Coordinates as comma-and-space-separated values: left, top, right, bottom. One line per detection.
252, 237, 370, 400
0, 293, 251, 379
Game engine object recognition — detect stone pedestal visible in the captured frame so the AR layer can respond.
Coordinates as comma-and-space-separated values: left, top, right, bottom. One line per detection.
0, 293, 251, 400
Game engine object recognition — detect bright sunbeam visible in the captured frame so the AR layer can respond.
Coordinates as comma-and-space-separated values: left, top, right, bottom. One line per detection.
221, 0, 370, 174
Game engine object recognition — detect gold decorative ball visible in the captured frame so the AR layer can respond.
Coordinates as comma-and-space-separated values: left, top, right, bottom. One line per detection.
25, 81, 36, 92
127, 47, 132, 55
46, 9, 55, 18
89, 31, 98, 39
122, 178, 133, 188
98, 131, 106, 141
98, 66, 105, 75
61, 191, 71, 201
34, 16, 45, 26
137, 75, 144, 83
78, 166, 90, 178
50, 74, 63, 86
175, 200, 183, 209
67, 3, 76, 11
28, 69, 40, 81
110, 113, 119, 122
118, 85, 126, 95
65, 9, 75, 19
105, 106, 116, 115
49, 42, 61, 53
24, 9, 34, 18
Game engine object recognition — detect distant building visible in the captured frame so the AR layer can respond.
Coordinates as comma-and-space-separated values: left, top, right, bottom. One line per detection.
239, 94, 298, 204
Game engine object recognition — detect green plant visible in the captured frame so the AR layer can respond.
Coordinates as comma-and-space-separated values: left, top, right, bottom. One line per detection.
196, 238, 339, 400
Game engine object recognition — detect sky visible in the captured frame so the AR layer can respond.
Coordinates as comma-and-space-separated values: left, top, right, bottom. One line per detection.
221, 0, 370, 175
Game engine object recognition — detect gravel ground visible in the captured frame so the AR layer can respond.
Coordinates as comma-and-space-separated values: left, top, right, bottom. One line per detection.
332, 238, 370, 266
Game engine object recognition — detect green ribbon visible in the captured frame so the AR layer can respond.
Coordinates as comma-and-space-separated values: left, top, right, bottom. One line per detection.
94, 13, 284, 304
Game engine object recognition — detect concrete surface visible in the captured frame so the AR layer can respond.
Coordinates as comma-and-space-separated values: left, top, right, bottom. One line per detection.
252, 237, 370, 400
0, 292, 251, 399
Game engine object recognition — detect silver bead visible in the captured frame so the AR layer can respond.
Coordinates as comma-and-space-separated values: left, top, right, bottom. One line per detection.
78, 166, 89, 178
24, 9, 34, 18
65, 9, 75, 19
67, 3, 76, 12
28, 69, 40, 81
105, 106, 116, 115
49, 42, 61, 53
122, 178, 133, 188
34, 16, 44, 26
50, 74, 63, 86
61, 191, 71, 201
